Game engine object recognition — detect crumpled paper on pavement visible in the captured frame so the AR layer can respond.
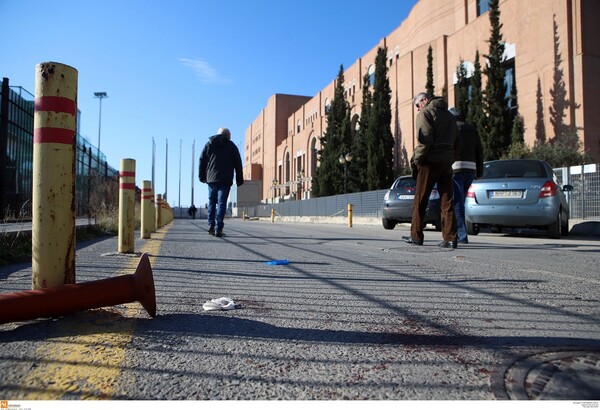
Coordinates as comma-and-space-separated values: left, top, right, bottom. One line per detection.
203, 297, 237, 311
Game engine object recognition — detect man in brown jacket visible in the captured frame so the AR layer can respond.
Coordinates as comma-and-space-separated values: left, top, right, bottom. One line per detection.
403, 92, 461, 248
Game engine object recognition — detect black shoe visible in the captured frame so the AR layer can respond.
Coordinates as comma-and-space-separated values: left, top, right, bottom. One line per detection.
216, 230, 224, 238
402, 236, 423, 246
208, 227, 215, 236
438, 240, 457, 249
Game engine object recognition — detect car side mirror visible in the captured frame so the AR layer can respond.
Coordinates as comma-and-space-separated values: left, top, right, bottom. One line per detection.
562, 184, 574, 192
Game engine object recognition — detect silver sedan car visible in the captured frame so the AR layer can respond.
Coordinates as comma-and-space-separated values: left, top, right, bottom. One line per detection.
465, 159, 573, 239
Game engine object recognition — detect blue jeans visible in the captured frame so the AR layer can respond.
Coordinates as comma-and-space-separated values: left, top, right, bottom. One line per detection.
207, 183, 231, 231
452, 171, 476, 242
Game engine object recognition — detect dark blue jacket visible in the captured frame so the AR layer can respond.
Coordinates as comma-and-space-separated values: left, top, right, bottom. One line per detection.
199, 134, 244, 186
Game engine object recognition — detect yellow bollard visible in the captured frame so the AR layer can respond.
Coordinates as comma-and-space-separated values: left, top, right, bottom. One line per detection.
118, 159, 136, 253
271, 208, 275, 223
141, 180, 153, 239
150, 186, 156, 232
348, 203, 353, 228
155, 194, 163, 229
32, 62, 78, 290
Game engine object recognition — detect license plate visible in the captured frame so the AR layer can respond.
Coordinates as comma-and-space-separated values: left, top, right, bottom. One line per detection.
397, 194, 414, 200
490, 190, 522, 198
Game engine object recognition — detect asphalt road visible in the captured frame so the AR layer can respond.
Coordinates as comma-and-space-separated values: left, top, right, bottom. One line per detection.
0, 218, 599, 401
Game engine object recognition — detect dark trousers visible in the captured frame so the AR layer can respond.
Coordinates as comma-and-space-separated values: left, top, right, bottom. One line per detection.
207, 183, 231, 231
411, 161, 457, 242
452, 170, 476, 242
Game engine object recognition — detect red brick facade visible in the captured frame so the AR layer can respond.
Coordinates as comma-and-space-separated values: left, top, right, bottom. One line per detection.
245, 0, 599, 203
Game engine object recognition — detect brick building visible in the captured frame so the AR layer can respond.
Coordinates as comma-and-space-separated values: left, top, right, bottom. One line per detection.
244, 0, 599, 203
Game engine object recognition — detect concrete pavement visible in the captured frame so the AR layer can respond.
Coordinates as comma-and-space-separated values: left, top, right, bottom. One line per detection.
0, 218, 599, 400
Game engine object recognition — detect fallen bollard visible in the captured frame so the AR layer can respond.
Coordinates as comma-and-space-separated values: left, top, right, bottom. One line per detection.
0, 253, 156, 325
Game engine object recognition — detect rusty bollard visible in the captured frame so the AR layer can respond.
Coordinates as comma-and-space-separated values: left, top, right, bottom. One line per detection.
118, 158, 136, 253
32, 62, 78, 289
0, 253, 156, 325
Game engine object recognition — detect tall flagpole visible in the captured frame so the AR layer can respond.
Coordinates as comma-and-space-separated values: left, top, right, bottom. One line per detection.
151, 137, 156, 193
178, 139, 182, 212
191, 140, 195, 207
164, 139, 168, 201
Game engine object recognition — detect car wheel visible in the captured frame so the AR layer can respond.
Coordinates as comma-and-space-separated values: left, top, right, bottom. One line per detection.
466, 221, 479, 236
561, 212, 569, 237
382, 218, 397, 230
547, 211, 561, 239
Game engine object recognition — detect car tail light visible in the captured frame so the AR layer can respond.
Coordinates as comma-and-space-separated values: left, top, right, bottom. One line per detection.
429, 188, 440, 200
539, 180, 557, 198
466, 185, 476, 199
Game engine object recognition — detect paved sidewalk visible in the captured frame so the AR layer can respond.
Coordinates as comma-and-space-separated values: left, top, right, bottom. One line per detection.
0, 219, 599, 400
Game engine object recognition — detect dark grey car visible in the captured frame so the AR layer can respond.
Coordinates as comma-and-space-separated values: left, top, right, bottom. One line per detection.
382, 176, 441, 230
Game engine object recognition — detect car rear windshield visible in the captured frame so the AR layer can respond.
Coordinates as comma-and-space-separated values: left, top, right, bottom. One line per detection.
482, 161, 546, 179
393, 178, 416, 189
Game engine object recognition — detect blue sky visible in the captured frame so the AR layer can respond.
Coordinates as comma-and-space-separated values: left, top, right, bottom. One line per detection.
1, 0, 417, 208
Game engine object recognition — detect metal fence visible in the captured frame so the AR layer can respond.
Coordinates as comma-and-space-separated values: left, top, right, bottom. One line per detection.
554, 163, 600, 220
242, 163, 600, 221
244, 189, 388, 219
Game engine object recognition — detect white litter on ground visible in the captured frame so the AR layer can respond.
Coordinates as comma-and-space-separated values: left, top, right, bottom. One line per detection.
202, 297, 237, 311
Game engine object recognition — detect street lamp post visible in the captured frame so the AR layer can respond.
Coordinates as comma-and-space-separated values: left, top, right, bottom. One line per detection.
272, 179, 279, 203
338, 152, 353, 195
94, 92, 108, 171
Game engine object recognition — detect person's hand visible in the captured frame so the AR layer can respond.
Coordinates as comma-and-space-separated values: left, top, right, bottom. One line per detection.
411, 165, 418, 180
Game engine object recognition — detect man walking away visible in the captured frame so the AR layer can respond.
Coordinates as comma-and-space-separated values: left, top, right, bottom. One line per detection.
403, 92, 461, 248
449, 107, 483, 244
199, 127, 244, 237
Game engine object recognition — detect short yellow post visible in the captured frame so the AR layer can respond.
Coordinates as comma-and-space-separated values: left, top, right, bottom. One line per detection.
155, 194, 163, 229
348, 203, 353, 228
118, 159, 136, 253
32, 62, 78, 289
141, 180, 153, 239
150, 186, 156, 232
271, 208, 275, 223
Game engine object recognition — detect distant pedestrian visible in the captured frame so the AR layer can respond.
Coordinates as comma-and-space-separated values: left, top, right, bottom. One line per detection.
199, 127, 244, 237
188, 204, 197, 220
403, 92, 461, 248
449, 107, 483, 244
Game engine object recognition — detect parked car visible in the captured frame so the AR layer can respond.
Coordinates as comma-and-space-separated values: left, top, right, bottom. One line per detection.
465, 159, 573, 239
382, 176, 441, 230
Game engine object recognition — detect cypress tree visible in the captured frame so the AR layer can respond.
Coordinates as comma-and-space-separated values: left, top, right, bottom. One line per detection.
455, 59, 469, 118
467, 51, 486, 147
366, 47, 395, 190
312, 65, 351, 197
483, 0, 509, 160
426, 46, 435, 97
349, 73, 372, 192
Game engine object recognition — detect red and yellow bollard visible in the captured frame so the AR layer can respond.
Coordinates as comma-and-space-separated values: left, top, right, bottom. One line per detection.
141, 180, 153, 239
150, 186, 156, 232
32, 62, 78, 289
118, 159, 136, 253
155, 194, 163, 229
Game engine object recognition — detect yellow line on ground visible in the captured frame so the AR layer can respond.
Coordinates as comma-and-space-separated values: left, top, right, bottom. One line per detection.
19, 225, 170, 400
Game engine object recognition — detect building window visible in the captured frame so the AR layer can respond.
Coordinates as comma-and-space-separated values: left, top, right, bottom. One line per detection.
477, 0, 491, 16
297, 120, 301, 133
504, 58, 517, 113
368, 65, 375, 86
324, 97, 331, 114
